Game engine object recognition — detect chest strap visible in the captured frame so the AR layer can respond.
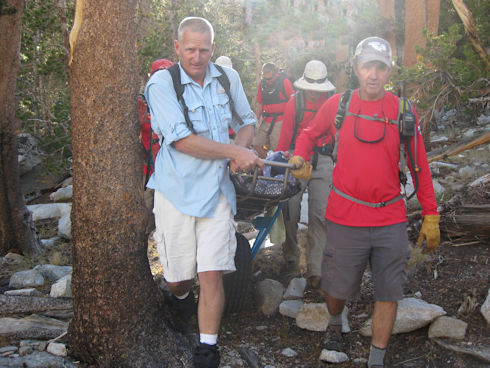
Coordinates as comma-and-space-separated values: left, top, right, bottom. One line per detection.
331, 185, 403, 208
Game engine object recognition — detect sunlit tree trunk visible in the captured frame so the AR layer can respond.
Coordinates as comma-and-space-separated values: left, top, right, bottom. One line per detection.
451, 0, 489, 68
0, 0, 41, 256
68, 1, 191, 366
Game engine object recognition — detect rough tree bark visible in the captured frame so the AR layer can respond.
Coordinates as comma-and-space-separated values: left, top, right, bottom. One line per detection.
451, 0, 489, 69
68, 1, 191, 366
0, 0, 41, 256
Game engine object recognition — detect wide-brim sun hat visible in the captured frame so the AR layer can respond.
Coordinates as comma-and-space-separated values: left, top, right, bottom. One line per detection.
354, 36, 392, 68
215, 55, 233, 69
294, 60, 335, 92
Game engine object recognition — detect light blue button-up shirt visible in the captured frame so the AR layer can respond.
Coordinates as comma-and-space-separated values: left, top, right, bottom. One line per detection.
145, 63, 257, 218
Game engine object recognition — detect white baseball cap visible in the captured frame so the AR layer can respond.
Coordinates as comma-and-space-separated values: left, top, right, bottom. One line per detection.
354, 37, 393, 68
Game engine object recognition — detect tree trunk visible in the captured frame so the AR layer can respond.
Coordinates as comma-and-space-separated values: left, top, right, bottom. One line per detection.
451, 0, 489, 68
403, 0, 441, 67
67, 1, 191, 366
0, 0, 41, 256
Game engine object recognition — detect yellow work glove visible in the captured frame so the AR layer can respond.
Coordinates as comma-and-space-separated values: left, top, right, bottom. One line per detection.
288, 155, 312, 180
416, 214, 441, 253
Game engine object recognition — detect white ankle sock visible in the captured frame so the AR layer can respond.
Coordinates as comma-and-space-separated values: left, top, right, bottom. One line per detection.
200, 333, 218, 345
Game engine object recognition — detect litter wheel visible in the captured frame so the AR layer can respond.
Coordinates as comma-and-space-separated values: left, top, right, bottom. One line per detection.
223, 232, 252, 315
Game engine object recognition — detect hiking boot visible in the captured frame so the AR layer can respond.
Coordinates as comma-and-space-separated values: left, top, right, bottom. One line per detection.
323, 325, 346, 352
166, 290, 197, 333
194, 343, 220, 368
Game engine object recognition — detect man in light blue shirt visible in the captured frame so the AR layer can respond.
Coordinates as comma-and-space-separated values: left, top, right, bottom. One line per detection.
144, 17, 262, 368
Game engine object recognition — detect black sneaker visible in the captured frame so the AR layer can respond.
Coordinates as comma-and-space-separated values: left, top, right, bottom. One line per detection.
323, 324, 346, 352
166, 290, 197, 333
194, 343, 220, 368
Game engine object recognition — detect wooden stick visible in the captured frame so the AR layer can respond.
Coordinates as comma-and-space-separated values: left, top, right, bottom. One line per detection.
428, 131, 490, 163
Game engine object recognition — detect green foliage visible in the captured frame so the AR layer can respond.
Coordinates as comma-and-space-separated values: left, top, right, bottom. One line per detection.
391, 23, 489, 127
0, 0, 17, 15
17, 0, 73, 175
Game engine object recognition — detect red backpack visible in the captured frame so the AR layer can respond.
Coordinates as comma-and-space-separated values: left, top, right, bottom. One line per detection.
138, 59, 174, 185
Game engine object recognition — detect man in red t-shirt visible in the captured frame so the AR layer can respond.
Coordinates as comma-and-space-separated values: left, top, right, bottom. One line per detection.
289, 37, 440, 368
275, 60, 335, 290
253, 62, 294, 158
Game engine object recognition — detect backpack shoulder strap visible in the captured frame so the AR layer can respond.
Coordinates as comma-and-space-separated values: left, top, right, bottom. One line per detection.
334, 89, 353, 130
288, 90, 305, 150
214, 63, 244, 126
278, 73, 288, 101
332, 89, 353, 163
294, 89, 305, 124
167, 64, 196, 134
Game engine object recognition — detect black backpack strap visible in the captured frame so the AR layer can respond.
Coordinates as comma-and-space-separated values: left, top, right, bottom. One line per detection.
334, 89, 353, 130
332, 89, 353, 163
277, 73, 289, 102
289, 90, 305, 150
167, 64, 196, 134
214, 63, 244, 126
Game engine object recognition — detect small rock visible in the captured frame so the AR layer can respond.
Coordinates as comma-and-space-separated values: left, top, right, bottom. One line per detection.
279, 299, 304, 318
428, 316, 467, 340
463, 128, 477, 138
20, 339, 47, 351
40, 237, 61, 249
9, 269, 45, 289
283, 277, 306, 299
458, 165, 476, 178
360, 297, 446, 336
58, 214, 72, 239
49, 185, 73, 202
34, 265, 72, 282
255, 279, 284, 316
296, 303, 329, 331
27, 203, 71, 221
319, 349, 349, 363
50, 274, 72, 298
47, 342, 67, 357
19, 345, 34, 356
4, 252, 25, 264
281, 347, 297, 357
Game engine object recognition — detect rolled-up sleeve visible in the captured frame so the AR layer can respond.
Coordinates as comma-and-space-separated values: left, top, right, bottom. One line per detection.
145, 72, 193, 146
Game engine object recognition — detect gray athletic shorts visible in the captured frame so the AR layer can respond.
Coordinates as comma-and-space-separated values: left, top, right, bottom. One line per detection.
321, 221, 409, 302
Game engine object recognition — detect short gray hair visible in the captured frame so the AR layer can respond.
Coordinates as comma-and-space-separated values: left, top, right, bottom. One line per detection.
177, 17, 214, 44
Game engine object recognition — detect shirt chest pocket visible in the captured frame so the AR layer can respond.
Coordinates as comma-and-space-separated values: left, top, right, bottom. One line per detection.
186, 101, 210, 137
214, 91, 232, 132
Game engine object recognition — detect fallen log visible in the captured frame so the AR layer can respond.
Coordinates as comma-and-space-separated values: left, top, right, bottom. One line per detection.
428, 131, 490, 163
434, 338, 490, 363
0, 295, 72, 316
441, 204, 490, 241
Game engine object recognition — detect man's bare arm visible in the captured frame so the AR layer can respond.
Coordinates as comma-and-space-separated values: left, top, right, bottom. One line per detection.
174, 132, 263, 172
